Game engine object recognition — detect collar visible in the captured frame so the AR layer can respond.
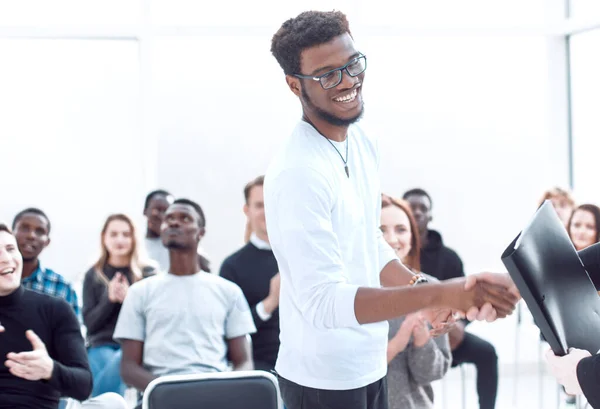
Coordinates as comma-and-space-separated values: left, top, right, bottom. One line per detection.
0, 285, 25, 306
249, 232, 271, 251
21, 261, 44, 284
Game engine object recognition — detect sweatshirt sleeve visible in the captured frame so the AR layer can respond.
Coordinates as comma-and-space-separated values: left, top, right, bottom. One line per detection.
407, 334, 452, 385
266, 167, 359, 330
577, 354, 600, 408
82, 268, 120, 335
46, 298, 93, 400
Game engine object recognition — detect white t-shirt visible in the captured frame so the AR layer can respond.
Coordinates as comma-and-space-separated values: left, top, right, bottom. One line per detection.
264, 121, 398, 390
113, 272, 256, 376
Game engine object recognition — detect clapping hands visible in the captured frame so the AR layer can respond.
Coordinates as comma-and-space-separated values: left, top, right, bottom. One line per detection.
108, 272, 129, 304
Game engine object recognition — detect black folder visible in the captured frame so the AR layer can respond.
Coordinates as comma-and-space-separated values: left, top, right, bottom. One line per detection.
501, 200, 600, 356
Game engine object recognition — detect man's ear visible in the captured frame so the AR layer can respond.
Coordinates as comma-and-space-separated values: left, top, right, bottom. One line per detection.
197, 227, 206, 241
243, 204, 250, 218
285, 75, 302, 98
43, 237, 51, 250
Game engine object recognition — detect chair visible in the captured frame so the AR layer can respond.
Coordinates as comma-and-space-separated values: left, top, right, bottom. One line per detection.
142, 370, 282, 409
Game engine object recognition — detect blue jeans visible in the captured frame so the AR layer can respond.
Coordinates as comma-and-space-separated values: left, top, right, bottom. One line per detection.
87, 345, 126, 397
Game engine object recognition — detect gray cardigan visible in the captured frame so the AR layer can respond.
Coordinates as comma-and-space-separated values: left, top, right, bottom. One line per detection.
387, 316, 451, 409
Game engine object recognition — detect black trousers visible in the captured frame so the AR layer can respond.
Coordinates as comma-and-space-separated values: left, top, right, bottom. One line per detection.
451, 332, 498, 409
278, 375, 388, 409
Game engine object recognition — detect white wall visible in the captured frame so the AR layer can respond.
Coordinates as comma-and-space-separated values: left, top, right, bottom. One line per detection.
152, 34, 564, 276
0, 39, 147, 282
570, 29, 600, 204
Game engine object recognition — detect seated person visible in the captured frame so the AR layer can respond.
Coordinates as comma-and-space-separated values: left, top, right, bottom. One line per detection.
114, 199, 256, 400
403, 188, 498, 409
12, 208, 80, 318
82, 214, 156, 397
0, 222, 127, 409
381, 195, 451, 409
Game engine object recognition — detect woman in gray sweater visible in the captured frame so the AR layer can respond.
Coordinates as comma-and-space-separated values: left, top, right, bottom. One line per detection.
381, 195, 452, 409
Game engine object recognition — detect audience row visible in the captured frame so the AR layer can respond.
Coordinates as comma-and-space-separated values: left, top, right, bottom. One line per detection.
2, 181, 598, 409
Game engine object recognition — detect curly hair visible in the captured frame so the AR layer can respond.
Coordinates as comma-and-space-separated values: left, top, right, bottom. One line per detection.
271, 10, 352, 76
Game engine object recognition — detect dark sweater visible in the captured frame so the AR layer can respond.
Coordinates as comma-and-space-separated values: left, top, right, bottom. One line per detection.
575, 243, 600, 407
0, 286, 92, 409
220, 242, 280, 370
420, 230, 464, 282
82, 264, 155, 348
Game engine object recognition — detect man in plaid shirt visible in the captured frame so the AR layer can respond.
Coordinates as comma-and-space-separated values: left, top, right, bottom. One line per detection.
12, 208, 80, 320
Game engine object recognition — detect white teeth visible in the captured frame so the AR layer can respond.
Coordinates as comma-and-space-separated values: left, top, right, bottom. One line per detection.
334, 89, 358, 103
0, 268, 14, 275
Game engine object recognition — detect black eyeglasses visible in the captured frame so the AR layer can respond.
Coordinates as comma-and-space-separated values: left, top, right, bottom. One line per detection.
294, 54, 367, 90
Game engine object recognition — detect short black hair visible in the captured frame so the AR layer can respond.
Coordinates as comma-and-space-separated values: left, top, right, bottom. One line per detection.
173, 198, 206, 228
271, 10, 352, 76
244, 175, 265, 204
402, 188, 433, 209
12, 208, 51, 233
144, 189, 172, 212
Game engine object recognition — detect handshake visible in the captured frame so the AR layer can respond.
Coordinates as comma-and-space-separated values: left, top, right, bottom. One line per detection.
423, 272, 520, 335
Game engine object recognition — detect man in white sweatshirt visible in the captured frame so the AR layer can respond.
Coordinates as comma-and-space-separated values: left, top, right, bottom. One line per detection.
265, 10, 520, 409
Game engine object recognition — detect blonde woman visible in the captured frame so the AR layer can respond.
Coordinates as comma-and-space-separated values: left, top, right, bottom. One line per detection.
82, 214, 156, 397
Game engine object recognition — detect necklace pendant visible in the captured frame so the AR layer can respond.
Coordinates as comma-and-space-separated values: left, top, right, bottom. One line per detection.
345, 165, 349, 178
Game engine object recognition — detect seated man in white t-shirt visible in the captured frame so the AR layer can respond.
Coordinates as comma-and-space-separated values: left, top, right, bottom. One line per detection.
113, 198, 256, 400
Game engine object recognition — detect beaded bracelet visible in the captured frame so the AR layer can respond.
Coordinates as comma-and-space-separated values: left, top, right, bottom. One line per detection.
409, 273, 429, 286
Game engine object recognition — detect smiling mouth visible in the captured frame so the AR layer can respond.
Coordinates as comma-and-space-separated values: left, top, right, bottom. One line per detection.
0, 268, 15, 276
333, 88, 358, 103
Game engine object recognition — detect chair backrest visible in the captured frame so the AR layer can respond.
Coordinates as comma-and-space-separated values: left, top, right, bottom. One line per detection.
142, 370, 282, 409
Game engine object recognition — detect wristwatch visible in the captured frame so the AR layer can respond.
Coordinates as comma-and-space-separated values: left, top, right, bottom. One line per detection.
409, 273, 429, 286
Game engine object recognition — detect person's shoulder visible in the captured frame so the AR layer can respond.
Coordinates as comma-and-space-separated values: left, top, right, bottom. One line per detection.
130, 273, 163, 294
349, 122, 378, 157
41, 267, 72, 285
266, 122, 333, 181
201, 273, 244, 295
25, 288, 73, 313
222, 243, 254, 267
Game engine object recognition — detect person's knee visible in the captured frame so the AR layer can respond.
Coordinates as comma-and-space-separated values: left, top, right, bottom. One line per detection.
472, 338, 497, 365
90, 392, 128, 409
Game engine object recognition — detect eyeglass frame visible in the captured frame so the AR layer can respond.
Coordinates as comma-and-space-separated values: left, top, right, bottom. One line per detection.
293, 54, 367, 90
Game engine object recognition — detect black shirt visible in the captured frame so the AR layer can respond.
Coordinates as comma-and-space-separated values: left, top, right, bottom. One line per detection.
420, 230, 465, 282
0, 286, 92, 408
220, 242, 280, 371
82, 264, 154, 348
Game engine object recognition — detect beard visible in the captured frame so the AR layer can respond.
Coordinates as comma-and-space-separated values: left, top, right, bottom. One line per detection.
164, 240, 190, 250
301, 86, 364, 127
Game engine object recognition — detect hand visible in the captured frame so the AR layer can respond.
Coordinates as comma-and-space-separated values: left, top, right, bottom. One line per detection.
107, 274, 120, 303
448, 321, 466, 350
443, 275, 518, 320
263, 273, 281, 315
391, 314, 421, 352
464, 273, 521, 321
422, 308, 459, 337
0, 322, 4, 332
411, 314, 431, 348
545, 348, 591, 395
5, 330, 54, 381
114, 273, 129, 303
